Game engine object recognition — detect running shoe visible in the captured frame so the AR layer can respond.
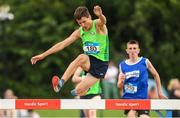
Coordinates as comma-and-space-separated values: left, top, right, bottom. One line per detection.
52, 75, 61, 92
71, 89, 77, 96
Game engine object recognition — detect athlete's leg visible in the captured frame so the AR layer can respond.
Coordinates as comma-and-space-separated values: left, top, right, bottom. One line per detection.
139, 114, 150, 118
87, 109, 96, 118
74, 73, 100, 96
62, 54, 90, 82
52, 54, 90, 92
71, 67, 84, 84
83, 110, 89, 118
71, 55, 108, 96
127, 110, 136, 118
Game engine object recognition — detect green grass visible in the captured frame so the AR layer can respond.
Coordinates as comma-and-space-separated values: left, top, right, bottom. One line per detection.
36, 110, 80, 117
36, 110, 166, 117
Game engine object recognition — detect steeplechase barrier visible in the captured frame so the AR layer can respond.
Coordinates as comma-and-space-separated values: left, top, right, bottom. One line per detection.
0, 99, 179, 110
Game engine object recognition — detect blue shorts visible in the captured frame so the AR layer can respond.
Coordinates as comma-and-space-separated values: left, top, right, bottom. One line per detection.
88, 55, 108, 79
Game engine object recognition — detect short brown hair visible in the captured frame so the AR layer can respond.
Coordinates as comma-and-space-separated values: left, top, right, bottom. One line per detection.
127, 40, 139, 46
74, 6, 90, 20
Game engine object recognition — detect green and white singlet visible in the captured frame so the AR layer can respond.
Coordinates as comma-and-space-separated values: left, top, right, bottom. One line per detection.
80, 20, 109, 61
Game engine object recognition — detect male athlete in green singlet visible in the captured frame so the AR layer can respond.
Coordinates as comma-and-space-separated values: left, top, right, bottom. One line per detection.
31, 5, 109, 96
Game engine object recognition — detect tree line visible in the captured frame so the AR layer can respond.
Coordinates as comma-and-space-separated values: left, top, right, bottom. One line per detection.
0, 0, 179, 98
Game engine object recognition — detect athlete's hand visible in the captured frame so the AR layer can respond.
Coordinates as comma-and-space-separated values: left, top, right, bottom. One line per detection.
117, 79, 124, 88
93, 5, 102, 17
119, 72, 126, 80
158, 92, 168, 99
31, 54, 45, 65
117, 73, 125, 88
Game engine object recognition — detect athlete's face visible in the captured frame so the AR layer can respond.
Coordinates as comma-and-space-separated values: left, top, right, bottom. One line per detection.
76, 16, 92, 31
126, 44, 140, 58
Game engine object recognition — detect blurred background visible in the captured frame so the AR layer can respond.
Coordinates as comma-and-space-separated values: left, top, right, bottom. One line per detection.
0, 0, 179, 117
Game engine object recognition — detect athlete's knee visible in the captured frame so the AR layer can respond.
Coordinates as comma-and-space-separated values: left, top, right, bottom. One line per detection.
77, 54, 88, 63
72, 54, 86, 66
75, 86, 88, 96
75, 54, 89, 70
75, 87, 83, 93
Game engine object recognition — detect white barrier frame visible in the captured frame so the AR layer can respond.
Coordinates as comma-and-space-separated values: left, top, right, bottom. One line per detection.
0, 99, 179, 110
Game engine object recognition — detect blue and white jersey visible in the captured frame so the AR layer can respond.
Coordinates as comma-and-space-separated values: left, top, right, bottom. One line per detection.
119, 57, 149, 99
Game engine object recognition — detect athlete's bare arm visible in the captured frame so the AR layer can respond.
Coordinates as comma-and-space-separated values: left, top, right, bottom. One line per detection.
93, 5, 108, 35
147, 59, 167, 99
31, 29, 80, 64
117, 72, 125, 88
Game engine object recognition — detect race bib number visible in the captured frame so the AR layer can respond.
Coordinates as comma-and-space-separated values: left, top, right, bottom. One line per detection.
83, 42, 100, 54
124, 83, 137, 94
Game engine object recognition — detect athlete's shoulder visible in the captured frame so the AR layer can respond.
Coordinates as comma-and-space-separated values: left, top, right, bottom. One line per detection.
139, 56, 148, 62
118, 60, 126, 67
140, 56, 149, 67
